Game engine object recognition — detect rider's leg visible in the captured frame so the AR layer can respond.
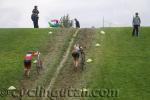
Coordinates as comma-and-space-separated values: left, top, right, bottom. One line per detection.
27, 61, 31, 77
24, 61, 28, 76
24, 68, 28, 76
75, 60, 78, 67
27, 69, 30, 77
73, 58, 76, 67
75, 58, 80, 68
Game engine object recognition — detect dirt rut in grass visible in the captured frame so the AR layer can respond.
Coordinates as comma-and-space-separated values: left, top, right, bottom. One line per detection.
50, 29, 95, 100
10, 28, 76, 100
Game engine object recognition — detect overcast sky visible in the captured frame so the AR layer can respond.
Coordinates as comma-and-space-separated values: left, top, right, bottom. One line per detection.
0, 0, 149, 28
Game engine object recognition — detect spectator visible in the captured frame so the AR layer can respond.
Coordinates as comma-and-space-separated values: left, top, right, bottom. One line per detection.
74, 18, 80, 28
132, 12, 141, 37
31, 6, 39, 28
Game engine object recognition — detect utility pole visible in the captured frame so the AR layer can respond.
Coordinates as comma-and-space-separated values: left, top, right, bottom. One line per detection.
102, 17, 104, 28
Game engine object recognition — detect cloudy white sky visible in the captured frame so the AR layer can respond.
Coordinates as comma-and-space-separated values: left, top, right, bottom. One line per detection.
0, 0, 149, 28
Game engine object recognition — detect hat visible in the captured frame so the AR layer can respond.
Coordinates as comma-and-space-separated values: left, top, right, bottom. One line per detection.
135, 12, 138, 15
34, 5, 38, 8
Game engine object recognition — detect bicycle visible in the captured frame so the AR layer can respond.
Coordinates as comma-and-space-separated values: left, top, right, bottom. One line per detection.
80, 47, 86, 71
34, 52, 43, 74
36, 59, 43, 74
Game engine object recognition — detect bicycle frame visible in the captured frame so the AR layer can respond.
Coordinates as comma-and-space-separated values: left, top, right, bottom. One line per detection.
80, 49, 85, 71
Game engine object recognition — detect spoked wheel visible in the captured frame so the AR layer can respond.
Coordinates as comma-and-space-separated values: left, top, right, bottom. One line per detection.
36, 60, 43, 74
80, 53, 85, 71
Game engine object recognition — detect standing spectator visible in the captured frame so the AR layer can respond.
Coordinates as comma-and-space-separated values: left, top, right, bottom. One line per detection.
31, 6, 39, 28
74, 18, 80, 28
132, 12, 141, 37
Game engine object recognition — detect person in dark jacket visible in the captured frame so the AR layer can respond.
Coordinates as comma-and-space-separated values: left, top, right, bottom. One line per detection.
74, 18, 80, 28
132, 12, 141, 37
31, 6, 39, 28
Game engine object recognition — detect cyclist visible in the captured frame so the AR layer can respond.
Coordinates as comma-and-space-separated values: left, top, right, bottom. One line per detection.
72, 44, 80, 70
24, 51, 40, 77
72, 43, 85, 70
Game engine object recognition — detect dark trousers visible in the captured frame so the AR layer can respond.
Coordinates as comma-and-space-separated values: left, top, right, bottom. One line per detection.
33, 20, 39, 28
132, 25, 139, 36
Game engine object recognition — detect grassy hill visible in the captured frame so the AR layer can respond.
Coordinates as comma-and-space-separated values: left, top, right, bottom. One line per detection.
0, 28, 50, 88
0, 27, 150, 100
85, 27, 150, 100
52, 27, 150, 100
0, 28, 75, 100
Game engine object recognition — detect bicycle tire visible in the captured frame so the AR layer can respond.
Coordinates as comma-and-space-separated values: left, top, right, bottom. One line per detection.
36, 60, 42, 74
81, 52, 85, 71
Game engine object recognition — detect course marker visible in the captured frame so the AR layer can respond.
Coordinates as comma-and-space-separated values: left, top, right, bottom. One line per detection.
95, 43, 101, 47
101, 31, 105, 34
8, 86, 16, 90
87, 59, 93, 63
33, 60, 37, 64
48, 31, 53, 35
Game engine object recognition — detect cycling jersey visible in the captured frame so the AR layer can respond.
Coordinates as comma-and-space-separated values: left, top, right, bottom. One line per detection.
25, 54, 32, 60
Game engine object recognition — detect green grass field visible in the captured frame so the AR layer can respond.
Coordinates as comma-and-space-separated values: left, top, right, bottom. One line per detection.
85, 27, 150, 100
0, 28, 50, 88
0, 28, 150, 100
0, 28, 75, 100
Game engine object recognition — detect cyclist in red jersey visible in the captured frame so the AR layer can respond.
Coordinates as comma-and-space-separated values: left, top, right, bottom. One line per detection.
24, 51, 33, 77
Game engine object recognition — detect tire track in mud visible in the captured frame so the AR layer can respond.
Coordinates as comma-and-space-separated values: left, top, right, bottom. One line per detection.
42, 29, 80, 100
11, 29, 76, 100
48, 29, 95, 100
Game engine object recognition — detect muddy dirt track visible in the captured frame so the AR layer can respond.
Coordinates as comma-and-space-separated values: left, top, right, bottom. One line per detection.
9, 28, 75, 100
9, 28, 95, 100
51, 28, 95, 100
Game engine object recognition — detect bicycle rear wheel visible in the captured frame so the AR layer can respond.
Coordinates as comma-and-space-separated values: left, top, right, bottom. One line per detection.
36, 60, 42, 74
81, 53, 85, 71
